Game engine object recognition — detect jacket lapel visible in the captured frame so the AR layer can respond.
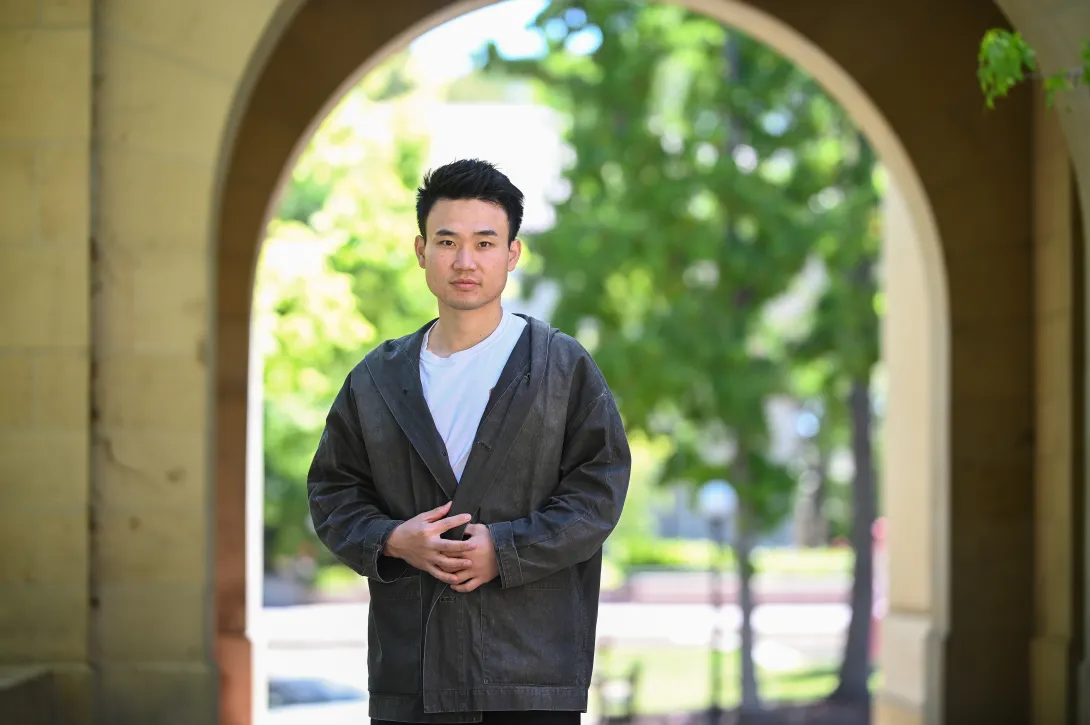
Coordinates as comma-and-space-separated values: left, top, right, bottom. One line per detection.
363, 320, 459, 501
446, 316, 552, 526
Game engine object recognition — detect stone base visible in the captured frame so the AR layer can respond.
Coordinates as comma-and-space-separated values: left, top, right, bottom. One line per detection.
874, 695, 924, 725
0, 667, 55, 725
98, 663, 216, 725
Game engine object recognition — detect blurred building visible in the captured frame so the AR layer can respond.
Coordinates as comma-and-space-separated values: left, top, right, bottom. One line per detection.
1, 1, 1088, 725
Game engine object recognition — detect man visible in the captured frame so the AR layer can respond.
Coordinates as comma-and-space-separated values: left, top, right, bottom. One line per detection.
307, 158, 632, 724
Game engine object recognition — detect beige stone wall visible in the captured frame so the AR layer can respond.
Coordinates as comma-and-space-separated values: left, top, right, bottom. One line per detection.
0, 1, 93, 721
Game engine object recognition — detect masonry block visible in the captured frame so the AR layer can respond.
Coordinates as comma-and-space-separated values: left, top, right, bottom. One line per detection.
1036, 439, 1073, 518
0, 583, 87, 661
96, 354, 206, 430
132, 250, 207, 356
0, 244, 88, 347
1036, 525, 1073, 632
0, 1, 38, 27
0, 509, 87, 585
34, 350, 90, 430
0, 432, 88, 509
0, 146, 37, 242
97, 40, 231, 161
0, 355, 36, 427
97, 149, 214, 253
96, 584, 208, 662
42, 0, 92, 27
1036, 235, 1073, 318
97, 663, 215, 725
97, 431, 206, 512
95, 508, 207, 586
1031, 635, 1072, 725
100, 0, 272, 77
39, 143, 90, 243
0, 29, 90, 140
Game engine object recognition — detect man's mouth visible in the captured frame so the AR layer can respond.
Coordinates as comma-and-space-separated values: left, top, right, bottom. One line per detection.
452, 280, 479, 291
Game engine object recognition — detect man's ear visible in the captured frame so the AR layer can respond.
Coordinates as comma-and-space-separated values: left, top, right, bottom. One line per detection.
507, 238, 522, 271
415, 235, 426, 268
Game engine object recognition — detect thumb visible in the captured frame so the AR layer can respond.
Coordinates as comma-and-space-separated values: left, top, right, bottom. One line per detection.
421, 501, 453, 522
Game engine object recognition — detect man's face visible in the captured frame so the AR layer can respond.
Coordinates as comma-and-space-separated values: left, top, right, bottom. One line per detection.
415, 198, 522, 313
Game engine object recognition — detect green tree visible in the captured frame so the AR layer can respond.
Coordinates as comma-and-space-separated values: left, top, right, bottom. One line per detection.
483, 0, 857, 713
256, 70, 436, 565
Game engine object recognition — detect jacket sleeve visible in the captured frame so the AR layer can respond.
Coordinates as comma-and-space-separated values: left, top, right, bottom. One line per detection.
487, 365, 631, 589
307, 374, 409, 583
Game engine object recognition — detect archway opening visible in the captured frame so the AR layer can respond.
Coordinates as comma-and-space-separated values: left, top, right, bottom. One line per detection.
247, 3, 927, 717
216, 1, 1041, 724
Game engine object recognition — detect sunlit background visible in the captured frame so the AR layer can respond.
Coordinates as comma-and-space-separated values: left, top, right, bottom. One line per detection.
254, 1, 887, 723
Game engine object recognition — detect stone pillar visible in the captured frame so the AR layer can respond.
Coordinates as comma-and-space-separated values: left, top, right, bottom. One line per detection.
0, 2, 94, 722
1031, 93, 1083, 725
873, 182, 946, 725
90, 2, 228, 721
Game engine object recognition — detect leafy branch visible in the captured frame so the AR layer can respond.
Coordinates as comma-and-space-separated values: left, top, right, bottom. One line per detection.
977, 29, 1090, 108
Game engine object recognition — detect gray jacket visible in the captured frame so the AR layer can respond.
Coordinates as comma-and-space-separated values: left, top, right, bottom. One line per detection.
307, 315, 632, 722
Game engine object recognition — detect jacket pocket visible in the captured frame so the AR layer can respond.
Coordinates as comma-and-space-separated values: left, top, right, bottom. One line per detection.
367, 575, 422, 695
482, 568, 585, 687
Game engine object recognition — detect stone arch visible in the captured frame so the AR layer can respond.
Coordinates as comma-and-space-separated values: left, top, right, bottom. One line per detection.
210, 1, 1055, 724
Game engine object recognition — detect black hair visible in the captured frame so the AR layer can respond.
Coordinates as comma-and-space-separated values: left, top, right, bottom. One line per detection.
415, 159, 525, 243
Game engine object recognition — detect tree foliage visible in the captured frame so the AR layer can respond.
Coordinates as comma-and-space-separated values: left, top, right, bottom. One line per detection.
256, 68, 436, 561
483, 0, 861, 539
978, 29, 1090, 108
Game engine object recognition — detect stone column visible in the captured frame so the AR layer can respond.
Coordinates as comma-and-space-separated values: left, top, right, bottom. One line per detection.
1031, 94, 1083, 725
0, 2, 94, 722
873, 182, 947, 725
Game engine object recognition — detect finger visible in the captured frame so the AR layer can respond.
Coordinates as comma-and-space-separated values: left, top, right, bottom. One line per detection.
435, 538, 477, 554
427, 565, 463, 585
420, 501, 453, 523
451, 577, 481, 593
434, 556, 474, 572
431, 513, 473, 534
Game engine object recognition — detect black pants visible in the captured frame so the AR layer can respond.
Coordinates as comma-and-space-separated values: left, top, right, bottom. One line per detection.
372, 711, 581, 725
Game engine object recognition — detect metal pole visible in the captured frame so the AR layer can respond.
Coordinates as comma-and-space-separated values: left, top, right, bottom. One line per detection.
709, 516, 723, 725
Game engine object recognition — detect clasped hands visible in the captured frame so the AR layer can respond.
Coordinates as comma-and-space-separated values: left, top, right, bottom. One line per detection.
383, 501, 499, 593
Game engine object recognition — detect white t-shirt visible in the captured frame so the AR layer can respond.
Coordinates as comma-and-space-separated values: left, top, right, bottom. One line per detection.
420, 310, 528, 482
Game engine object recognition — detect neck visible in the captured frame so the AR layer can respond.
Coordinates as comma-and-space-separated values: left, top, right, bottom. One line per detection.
428, 303, 504, 357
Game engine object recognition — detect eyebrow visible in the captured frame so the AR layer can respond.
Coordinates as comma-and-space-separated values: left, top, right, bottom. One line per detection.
434, 228, 499, 238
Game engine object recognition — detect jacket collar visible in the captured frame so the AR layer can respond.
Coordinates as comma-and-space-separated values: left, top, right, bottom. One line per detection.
364, 313, 552, 506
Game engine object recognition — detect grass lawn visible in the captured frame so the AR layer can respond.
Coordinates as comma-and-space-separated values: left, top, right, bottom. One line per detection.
607, 541, 854, 578
592, 644, 881, 716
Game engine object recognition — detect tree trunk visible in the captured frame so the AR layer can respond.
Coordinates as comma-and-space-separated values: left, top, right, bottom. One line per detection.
735, 503, 761, 715
830, 378, 876, 709
813, 448, 830, 545
795, 447, 830, 547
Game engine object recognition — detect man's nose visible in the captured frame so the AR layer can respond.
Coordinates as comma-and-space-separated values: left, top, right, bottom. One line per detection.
453, 248, 476, 269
